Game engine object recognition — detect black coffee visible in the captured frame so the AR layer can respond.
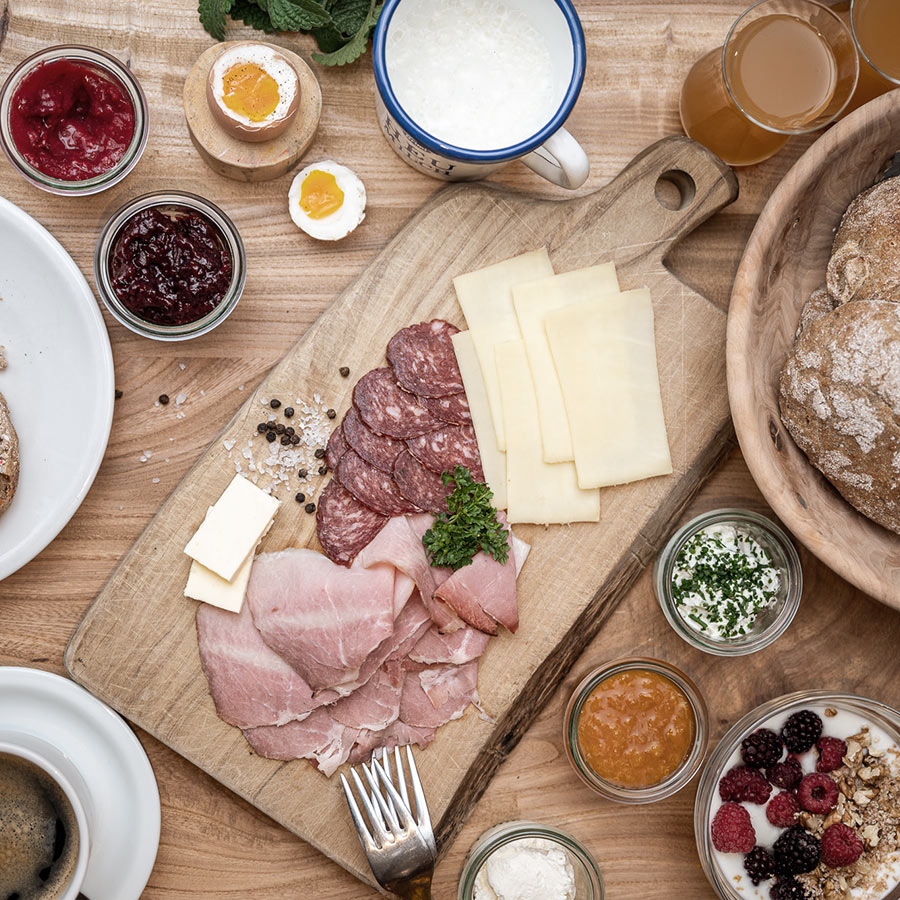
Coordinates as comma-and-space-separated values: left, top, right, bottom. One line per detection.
0, 752, 80, 900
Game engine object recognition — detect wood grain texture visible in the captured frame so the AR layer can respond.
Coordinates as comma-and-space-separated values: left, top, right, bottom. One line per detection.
727, 90, 900, 609
64, 135, 737, 887
1, 2, 897, 899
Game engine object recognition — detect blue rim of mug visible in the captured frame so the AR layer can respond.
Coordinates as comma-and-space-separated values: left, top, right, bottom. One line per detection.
372, 0, 586, 162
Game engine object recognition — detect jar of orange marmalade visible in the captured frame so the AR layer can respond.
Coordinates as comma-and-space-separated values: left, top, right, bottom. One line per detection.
563, 657, 708, 804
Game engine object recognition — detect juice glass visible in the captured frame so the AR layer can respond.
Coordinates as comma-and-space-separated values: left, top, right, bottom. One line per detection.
680, 0, 858, 166
850, 0, 900, 102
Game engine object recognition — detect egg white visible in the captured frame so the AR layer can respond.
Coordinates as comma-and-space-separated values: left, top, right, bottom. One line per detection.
288, 161, 367, 241
210, 43, 298, 129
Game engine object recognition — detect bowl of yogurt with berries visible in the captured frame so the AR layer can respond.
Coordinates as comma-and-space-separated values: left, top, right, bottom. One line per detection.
695, 692, 900, 900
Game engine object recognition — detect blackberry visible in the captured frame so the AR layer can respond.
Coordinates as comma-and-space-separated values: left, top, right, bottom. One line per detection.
741, 728, 784, 769
781, 710, 823, 753
770, 877, 810, 900
774, 826, 821, 875
744, 846, 776, 885
767, 757, 804, 790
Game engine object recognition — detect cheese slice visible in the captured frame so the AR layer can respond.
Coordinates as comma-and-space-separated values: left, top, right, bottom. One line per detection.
185, 551, 254, 613
494, 339, 600, 524
451, 330, 507, 509
453, 248, 554, 451
184, 475, 279, 581
513, 263, 620, 463
545, 289, 672, 489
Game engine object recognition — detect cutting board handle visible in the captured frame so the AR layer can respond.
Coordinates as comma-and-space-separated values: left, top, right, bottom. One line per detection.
554, 136, 739, 268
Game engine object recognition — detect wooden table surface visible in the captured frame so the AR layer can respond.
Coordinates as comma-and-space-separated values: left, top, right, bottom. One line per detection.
1, 2, 898, 898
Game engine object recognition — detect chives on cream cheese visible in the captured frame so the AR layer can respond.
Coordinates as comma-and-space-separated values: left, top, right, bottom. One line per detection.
671, 523, 780, 640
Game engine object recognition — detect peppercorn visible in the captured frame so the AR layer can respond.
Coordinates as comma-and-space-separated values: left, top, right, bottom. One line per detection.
270, 399, 281, 409
284, 407, 294, 418
298, 469, 308, 479
114, 389, 123, 400
318, 465, 328, 475
295, 492, 306, 503
314, 448, 325, 459
326, 408, 336, 419
339, 366, 349, 377
285, 427, 295, 436
280, 436, 290, 446
257, 423, 267, 433
159, 394, 169, 405
275, 423, 286, 435
266, 432, 276, 443
305, 502, 316, 513
266, 422, 276, 431
290, 435, 300, 445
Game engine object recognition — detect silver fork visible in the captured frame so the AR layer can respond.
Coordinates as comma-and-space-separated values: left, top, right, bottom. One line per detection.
341, 745, 435, 900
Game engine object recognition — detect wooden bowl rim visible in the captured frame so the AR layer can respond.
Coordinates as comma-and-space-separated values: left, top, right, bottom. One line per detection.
727, 89, 900, 608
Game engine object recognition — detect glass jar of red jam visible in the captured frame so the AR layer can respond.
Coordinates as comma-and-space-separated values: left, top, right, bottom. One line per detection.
94, 192, 246, 341
0, 45, 148, 195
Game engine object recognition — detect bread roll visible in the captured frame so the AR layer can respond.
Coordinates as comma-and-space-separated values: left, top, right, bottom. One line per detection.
0, 392, 19, 517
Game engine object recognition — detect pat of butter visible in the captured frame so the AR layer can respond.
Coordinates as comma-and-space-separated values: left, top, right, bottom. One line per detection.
185, 551, 254, 613
184, 475, 279, 581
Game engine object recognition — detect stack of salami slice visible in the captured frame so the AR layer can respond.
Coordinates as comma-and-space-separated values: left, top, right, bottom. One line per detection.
317, 319, 484, 566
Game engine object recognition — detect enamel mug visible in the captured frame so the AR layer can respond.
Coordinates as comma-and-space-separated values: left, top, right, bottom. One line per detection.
372, 0, 590, 188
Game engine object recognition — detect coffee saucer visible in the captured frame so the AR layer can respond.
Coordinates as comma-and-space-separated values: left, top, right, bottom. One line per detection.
0, 667, 160, 899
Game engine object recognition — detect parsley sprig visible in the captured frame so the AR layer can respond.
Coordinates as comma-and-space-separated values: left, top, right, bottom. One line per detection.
199, 0, 382, 67
422, 467, 509, 571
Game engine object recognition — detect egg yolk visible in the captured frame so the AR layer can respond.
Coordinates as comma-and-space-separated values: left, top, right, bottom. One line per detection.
221, 62, 280, 123
299, 170, 344, 219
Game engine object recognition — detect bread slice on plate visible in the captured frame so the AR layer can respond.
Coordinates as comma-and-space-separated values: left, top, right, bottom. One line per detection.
0, 391, 19, 516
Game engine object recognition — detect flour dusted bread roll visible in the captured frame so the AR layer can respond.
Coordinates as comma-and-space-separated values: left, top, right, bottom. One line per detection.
826, 176, 900, 305
795, 285, 835, 339
0, 392, 18, 516
779, 299, 900, 534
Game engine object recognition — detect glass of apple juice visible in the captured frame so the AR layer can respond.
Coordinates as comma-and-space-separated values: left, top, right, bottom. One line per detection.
679, 0, 859, 167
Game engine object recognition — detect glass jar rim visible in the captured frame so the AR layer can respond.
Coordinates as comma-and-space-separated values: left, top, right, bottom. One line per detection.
849, 0, 900, 87
654, 508, 803, 657
0, 44, 149, 196
93, 190, 246, 342
720, 0, 859, 136
563, 657, 709, 804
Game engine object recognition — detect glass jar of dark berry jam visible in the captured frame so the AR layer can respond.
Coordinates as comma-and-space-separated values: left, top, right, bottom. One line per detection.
0, 45, 148, 195
94, 191, 246, 341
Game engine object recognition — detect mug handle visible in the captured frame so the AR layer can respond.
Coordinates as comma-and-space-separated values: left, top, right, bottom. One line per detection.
521, 127, 590, 189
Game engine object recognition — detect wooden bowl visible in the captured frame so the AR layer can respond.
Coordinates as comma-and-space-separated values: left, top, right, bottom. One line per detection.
727, 89, 900, 611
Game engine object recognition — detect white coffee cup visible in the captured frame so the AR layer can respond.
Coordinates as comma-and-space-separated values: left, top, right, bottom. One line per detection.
0, 735, 93, 900
372, 0, 590, 188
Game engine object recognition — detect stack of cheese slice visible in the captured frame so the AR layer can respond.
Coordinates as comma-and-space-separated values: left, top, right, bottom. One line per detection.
452, 249, 672, 525
184, 474, 280, 612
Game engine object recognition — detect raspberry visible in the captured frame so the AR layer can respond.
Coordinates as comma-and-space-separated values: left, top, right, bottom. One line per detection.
774, 825, 821, 875
770, 877, 810, 900
767, 757, 804, 790
742, 728, 784, 769
781, 710, 823, 753
767, 791, 801, 827
820, 823, 864, 868
712, 802, 756, 854
797, 773, 839, 814
744, 846, 777, 885
816, 736, 848, 773
719, 765, 773, 804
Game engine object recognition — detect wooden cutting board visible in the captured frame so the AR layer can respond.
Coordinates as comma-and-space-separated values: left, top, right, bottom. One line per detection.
66, 136, 737, 889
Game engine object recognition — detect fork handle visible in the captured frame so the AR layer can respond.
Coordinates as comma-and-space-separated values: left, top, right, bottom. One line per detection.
385, 872, 433, 900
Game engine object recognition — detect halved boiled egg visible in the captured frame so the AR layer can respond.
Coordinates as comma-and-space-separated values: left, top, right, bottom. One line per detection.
207, 42, 300, 142
288, 161, 366, 241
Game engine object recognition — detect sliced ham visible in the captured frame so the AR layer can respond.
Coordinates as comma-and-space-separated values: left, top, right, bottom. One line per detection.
196, 601, 328, 730
399, 661, 478, 729
244, 707, 360, 777
246, 548, 396, 692
409, 624, 490, 666
348, 721, 436, 766
330, 661, 403, 732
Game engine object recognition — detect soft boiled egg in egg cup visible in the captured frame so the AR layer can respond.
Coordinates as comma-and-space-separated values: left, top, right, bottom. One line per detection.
207, 42, 300, 142
289, 161, 366, 241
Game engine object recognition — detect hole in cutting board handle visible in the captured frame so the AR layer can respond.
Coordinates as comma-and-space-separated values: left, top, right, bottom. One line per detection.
654, 169, 697, 211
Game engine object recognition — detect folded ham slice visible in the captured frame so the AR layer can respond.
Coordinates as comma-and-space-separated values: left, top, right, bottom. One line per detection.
246, 548, 396, 692
196, 601, 331, 729
348, 721, 436, 766
399, 661, 478, 729
330, 661, 403, 732
409, 625, 490, 666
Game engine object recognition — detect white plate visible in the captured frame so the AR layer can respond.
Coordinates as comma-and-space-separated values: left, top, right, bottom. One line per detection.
0, 666, 160, 899
0, 195, 114, 580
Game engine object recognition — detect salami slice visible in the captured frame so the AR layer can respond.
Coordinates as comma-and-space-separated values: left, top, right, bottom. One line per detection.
316, 479, 387, 566
337, 449, 422, 517
406, 424, 484, 481
422, 392, 471, 426
325, 422, 349, 471
393, 450, 451, 515
387, 320, 464, 398
353, 368, 440, 439
342, 407, 405, 473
